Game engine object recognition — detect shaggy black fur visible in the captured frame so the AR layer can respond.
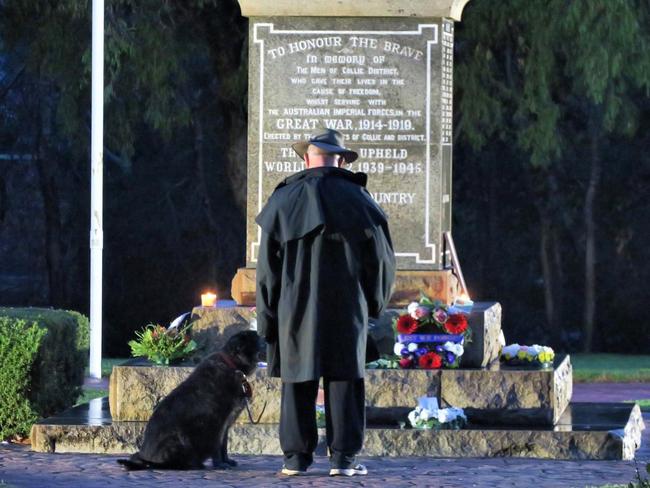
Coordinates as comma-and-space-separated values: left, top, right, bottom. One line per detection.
117, 330, 261, 470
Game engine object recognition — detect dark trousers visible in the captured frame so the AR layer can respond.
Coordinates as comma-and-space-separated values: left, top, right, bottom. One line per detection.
280, 378, 365, 470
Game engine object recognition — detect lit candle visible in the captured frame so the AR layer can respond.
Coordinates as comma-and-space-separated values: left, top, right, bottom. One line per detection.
201, 292, 217, 307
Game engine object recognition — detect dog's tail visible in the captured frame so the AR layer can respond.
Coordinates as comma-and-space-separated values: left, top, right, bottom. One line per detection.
117, 452, 151, 471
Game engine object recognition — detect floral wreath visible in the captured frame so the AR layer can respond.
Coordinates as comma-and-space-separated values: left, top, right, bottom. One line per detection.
392, 294, 472, 370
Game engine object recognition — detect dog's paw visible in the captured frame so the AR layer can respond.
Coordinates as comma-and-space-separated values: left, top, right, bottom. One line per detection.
225, 458, 238, 467
212, 461, 236, 470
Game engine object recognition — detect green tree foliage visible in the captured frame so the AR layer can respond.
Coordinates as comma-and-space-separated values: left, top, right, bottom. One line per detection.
0, 0, 248, 354
455, 0, 650, 351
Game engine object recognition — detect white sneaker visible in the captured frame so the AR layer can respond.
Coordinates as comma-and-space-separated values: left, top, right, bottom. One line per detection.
329, 464, 368, 476
281, 465, 307, 476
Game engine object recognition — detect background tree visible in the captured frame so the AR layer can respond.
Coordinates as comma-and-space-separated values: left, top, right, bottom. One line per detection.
455, 0, 650, 351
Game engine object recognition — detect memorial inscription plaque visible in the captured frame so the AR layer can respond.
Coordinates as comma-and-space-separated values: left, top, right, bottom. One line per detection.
246, 17, 454, 270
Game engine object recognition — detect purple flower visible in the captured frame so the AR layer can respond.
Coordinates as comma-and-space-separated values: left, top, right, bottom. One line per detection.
414, 306, 431, 319
435, 345, 444, 353
433, 308, 448, 324
416, 347, 428, 356
446, 352, 456, 364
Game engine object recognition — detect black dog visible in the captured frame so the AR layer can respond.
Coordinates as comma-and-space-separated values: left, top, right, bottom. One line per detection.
118, 330, 261, 470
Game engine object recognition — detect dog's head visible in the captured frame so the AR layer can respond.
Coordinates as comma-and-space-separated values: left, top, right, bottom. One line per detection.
223, 330, 262, 375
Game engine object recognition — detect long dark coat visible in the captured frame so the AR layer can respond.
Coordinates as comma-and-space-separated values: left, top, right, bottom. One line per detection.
255, 166, 396, 382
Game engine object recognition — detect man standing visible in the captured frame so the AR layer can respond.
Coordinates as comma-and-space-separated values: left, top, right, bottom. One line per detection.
255, 128, 396, 477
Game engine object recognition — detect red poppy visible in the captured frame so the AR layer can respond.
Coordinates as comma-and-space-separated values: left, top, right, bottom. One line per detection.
418, 352, 443, 369
396, 315, 419, 334
444, 314, 468, 334
399, 357, 414, 369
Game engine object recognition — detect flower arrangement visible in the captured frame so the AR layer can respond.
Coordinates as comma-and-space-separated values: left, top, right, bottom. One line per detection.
249, 307, 257, 331
500, 343, 555, 368
128, 323, 197, 365
366, 357, 401, 369
407, 397, 467, 430
393, 294, 472, 369
316, 405, 325, 428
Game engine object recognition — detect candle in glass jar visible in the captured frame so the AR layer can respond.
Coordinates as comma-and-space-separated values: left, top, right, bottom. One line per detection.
201, 292, 217, 307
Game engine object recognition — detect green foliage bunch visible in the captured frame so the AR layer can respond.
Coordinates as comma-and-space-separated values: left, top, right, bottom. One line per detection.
0, 317, 46, 440
128, 323, 197, 365
0, 308, 89, 417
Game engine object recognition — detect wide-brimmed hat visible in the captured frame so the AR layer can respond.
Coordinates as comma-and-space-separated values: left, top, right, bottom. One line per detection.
292, 128, 358, 164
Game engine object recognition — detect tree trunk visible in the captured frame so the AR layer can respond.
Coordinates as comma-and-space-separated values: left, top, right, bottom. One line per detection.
192, 116, 220, 282
36, 154, 65, 306
539, 211, 555, 338
583, 128, 601, 352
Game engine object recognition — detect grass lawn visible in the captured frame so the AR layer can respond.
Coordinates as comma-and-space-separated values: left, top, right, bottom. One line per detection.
84, 357, 129, 378
624, 399, 650, 412
77, 358, 128, 405
75, 388, 109, 406
571, 353, 650, 383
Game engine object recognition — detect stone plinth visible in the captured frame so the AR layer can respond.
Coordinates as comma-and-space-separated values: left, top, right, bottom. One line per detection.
231, 268, 257, 306
192, 300, 500, 370
390, 269, 460, 306
31, 398, 645, 460
461, 301, 503, 368
189, 306, 254, 356
232, 267, 461, 306
370, 301, 502, 368
109, 356, 570, 426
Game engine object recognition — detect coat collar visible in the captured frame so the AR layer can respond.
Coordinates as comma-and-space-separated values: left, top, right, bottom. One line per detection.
278, 166, 367, 190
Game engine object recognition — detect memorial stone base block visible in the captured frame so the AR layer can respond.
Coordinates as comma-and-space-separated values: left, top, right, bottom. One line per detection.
231, 267, 461, 307
108, 356, 571, 427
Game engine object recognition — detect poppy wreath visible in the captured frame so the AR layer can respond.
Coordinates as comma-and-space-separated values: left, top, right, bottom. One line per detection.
392, 294, 472, 370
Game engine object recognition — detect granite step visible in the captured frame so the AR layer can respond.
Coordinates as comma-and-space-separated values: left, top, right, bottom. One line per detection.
109, 354, 572, 426
30, 398, 645, 460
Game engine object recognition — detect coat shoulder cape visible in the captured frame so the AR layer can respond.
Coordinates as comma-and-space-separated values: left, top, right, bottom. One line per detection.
255, 167, 388, 243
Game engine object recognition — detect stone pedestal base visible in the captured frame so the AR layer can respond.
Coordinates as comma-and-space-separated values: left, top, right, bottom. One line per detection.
188, 306, 254, 357
231, 268, 256, 306
370, 302, 502, 368
390, 269, 460, 306
31, 398, 645, 460
109, 355, 571, 426
231, 267, 461, 306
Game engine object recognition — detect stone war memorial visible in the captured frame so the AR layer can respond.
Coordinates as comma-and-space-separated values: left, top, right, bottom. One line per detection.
31, 0, 644, 461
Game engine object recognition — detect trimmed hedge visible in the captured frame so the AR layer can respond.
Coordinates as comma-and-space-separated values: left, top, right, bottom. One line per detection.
0, 317, 46, 440
0, 308, 90, 439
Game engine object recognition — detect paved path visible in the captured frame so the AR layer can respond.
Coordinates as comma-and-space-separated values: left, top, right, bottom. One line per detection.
0, 426, 648, 488
1, 411, 648, 488
573, 383, 650, 403
1, 382, 646, 488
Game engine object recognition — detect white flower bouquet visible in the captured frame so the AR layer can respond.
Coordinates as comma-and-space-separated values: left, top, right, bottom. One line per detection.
406, 396, 467, 430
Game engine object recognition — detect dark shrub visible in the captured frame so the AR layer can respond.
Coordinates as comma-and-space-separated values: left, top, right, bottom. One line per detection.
0, 307, 89, 430
0, 317, 46, 439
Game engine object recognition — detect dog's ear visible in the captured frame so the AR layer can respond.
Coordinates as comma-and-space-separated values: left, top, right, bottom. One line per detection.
225, 330, 259, 355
